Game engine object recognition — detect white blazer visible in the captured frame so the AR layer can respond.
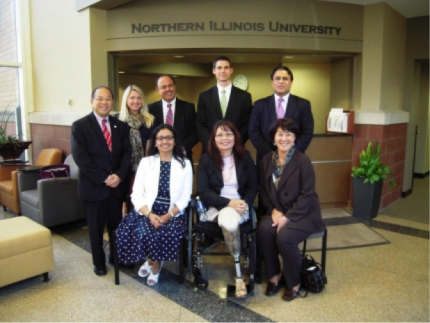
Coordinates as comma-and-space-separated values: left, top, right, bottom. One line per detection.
131, 155, 193, 216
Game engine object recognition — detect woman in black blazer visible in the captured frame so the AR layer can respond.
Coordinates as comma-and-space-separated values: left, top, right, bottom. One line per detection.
197, 120, 257, 299
258, 118, 325, 301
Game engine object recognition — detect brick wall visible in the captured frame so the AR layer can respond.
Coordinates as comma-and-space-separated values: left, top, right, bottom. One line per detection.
30, 124, 71, 161
352, 123, 407, 210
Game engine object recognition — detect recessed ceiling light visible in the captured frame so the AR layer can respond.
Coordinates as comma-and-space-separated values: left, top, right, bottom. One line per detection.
174, 55, 184, 58
118, 71, 125, 74
283, 56, 294, 59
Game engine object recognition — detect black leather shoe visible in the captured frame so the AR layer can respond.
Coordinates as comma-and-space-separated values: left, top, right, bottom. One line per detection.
282, 289, 299, 302
265, 276, 285, 296
94, 266, 107, 276
108, 258, 135, 268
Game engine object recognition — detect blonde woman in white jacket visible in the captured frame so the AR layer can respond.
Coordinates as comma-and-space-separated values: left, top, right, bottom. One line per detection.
116, 124, 193, 286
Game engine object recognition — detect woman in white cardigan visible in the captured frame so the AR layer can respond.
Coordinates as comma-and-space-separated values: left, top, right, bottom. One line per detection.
116, 124, 193, 286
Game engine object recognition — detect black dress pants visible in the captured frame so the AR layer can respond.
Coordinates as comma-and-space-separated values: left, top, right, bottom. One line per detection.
258, 215, 311, 290
84, 190, 122, 268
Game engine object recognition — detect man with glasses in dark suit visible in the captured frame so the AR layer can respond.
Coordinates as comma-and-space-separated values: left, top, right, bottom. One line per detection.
71, 86, 132, 276
249, 66, 314, 164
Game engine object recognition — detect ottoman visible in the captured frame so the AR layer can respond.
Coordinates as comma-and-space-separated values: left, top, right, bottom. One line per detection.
0, 216, 54, 288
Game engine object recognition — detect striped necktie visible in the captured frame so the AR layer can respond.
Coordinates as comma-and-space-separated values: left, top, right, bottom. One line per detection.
166, 103, 173, 126
102, 119, 112, 152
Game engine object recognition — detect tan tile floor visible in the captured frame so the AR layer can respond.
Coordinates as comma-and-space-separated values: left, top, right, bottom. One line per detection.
0, 178, 428, 322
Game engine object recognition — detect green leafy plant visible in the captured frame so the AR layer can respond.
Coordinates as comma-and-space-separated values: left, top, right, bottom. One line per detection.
0, 107, 20, 146
351, 141, 396, 190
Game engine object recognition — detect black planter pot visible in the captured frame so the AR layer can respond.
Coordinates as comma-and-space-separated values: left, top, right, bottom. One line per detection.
0, 141, 32, 161
352, 177, 383, 220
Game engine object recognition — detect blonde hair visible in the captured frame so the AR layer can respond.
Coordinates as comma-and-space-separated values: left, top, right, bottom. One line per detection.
118, 85, 154, 128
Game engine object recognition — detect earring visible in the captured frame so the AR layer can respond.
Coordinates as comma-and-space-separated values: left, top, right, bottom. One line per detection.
273, 143, 277, 146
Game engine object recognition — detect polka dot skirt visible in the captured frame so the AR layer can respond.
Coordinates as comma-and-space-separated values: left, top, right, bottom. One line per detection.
116, 161, 187, 263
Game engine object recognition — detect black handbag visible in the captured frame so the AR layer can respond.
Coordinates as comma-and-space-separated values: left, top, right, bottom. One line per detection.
300, 254, 327, 297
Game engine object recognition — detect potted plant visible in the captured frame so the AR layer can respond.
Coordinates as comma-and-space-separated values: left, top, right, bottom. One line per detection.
351, 141, 396, 220
0, 108, 32, 163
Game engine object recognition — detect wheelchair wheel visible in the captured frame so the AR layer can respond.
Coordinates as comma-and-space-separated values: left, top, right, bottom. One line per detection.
192, 267, 208, 290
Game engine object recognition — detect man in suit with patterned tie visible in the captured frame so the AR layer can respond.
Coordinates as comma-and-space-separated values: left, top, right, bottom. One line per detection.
249, 66, 314, 164
71, 86, 132, 276
148, 75, 198, 164
196, 56, 253, 152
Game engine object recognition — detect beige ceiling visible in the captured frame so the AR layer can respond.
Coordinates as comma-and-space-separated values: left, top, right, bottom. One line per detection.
79, 0, 429, 19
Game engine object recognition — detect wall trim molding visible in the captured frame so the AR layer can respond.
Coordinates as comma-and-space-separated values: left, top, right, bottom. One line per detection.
414, 171, 429, 178
354, 110, 409, 125
28, 111, 89, 126
402, 188, 412, 198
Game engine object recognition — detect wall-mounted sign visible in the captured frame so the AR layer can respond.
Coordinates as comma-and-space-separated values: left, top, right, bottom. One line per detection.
131, 21, 342, 36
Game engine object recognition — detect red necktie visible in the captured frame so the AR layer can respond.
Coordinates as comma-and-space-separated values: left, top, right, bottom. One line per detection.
102, 119, 112, 152
166, 104, 173, 126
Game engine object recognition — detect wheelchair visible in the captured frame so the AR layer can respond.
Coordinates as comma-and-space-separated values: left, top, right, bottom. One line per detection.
188, 196, 258, 297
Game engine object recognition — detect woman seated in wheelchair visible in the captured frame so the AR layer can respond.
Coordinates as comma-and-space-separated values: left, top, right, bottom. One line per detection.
115, 124, 193, 286
197, 120, 257, 298
258, 118, 325, 301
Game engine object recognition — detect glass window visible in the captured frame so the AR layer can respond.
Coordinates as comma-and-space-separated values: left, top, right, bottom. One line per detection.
0, 66, 21, 140
0, 0, 18, 62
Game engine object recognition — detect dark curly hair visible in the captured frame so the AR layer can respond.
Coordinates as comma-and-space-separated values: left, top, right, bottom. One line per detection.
148, 124, 186, 167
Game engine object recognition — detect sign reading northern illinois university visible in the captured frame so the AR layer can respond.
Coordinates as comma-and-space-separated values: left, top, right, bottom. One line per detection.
131, 21, 342, 36
106, 0, 363, 52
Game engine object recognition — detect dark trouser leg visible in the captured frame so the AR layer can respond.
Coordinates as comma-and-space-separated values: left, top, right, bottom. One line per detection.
257, 215, 281, 279
84, 200, 108, 268
276, 226, 311, 290
106, 191, 123, 260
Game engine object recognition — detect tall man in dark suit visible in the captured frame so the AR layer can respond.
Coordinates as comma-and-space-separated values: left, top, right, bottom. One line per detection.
148, 75, 198, 164
71, 86, 131, 276
196, 56, 253, 151
249, 66, 314, 163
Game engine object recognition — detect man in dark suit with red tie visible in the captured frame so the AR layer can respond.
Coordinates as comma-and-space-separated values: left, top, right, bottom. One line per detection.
71, 86, 131, 276
148, 75, 198, 164
196, 56, 253, 151
249, 66, 314, 164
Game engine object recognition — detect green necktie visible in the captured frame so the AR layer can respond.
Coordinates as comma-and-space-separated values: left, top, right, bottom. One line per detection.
220, 89, 227, 117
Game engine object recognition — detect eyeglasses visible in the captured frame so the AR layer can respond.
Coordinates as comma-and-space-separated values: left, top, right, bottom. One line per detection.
215, 133, 234, 139
94, 97, 112, 103
156, 135, 174, 141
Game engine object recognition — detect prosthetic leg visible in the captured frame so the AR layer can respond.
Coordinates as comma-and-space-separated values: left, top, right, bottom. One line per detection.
221, 226, 249, 298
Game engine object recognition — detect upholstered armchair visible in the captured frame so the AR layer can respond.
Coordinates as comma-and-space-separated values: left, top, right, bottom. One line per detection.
17, 155, 85, 227
0, 148, 62, 214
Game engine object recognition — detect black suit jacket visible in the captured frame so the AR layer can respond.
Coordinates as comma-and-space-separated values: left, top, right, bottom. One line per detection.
249, 94, 314, 163
197, 151, 257, 209
148, 98, 198, 164
259, 150, 325, 234
196, 85, 253, 152
71, 113, 132, 202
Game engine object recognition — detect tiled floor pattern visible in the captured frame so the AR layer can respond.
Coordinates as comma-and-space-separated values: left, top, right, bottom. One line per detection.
0, 177, 428, 322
